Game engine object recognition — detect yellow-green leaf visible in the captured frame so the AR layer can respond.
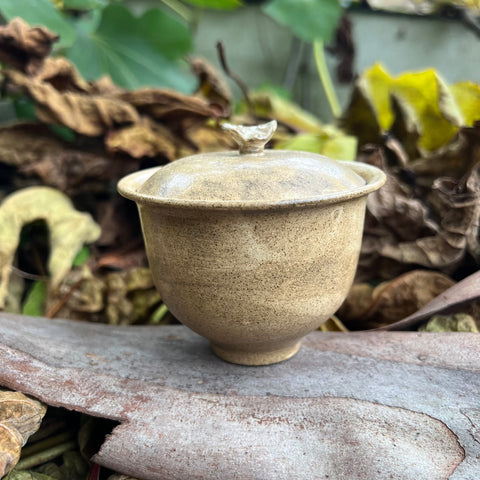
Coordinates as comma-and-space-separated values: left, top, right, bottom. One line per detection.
275, 131, 357, 161
450, 81, 480, 127
240, 90, 325, 133
342, 63, 465, 153
392, 69, 461, 151
419, 313, 479, 333
0, 187, 101, 308
361, 63, 394, 131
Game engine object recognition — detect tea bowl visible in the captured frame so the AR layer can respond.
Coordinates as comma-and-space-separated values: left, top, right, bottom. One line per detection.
118, 122, 385, 365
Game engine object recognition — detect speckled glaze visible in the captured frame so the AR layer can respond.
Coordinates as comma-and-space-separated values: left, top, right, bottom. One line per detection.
118, 122, 386, 365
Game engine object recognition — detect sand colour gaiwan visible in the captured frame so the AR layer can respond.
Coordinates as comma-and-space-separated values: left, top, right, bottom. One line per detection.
118, 121, 386, 365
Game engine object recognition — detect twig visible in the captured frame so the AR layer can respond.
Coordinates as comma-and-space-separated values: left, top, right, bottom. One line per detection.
45, 277, 83, 319
10, 266, 47, 282
313, 41, 341, 118
216, 41, 253, 113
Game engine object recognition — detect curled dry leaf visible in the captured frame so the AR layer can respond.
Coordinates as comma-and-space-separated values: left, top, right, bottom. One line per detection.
379, 163, 480, 270
336, 283, 374, 323
0, 391, 47, 476
0, 124, 65, 167
338, 270, 455, 329
46, 266, 160, 324
358, 145, 480, 279
0, 123, 140, 195
0, 187, 101, 308
6, 71, 139, 137
181, 121, 237, 156
105, 117, 177, 160
46, 266, 106, 321
106, 268, 161, 325
34, 57, 90, 93
116, 88, 222, 123
89, 75, 125, 96
0, 18, 58, 75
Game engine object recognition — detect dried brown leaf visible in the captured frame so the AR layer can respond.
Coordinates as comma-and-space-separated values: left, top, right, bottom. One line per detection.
45, 266, 105, 321
361, 270, 455, 329
0, 18, 58, 75
6, 71, 139, 136
191, 56, 232, 116
380, 164, 480, 270
0, 124, 65, 167
115, 88, 222, 123
358, 146, 480, 278
105, 118, 177, 160
34, 57, 90, 93
382, 269, 480, 331
0, 391, 47, 475
0, 122, 140, 194
336, 283, 374, 323
106, 268, 160, 325
89, 76, 125, 96
183, 122, 236, 155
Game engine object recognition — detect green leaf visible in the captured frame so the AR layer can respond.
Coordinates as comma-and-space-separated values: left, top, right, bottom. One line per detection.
22, 281, 47, 316
0, 0, 75, 48
72, 245, 90, 267
4, 470, 55, 480
137, 8, 192, 60
13, 98, 37, 121
182, 0, 242, 9
263, 0, 342, 43
65, 4, 195, 91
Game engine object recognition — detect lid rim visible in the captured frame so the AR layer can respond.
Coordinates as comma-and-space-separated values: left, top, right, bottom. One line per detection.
118, 162, 386, 211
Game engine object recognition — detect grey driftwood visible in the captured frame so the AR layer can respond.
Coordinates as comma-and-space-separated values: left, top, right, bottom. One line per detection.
0, 313, 479, 480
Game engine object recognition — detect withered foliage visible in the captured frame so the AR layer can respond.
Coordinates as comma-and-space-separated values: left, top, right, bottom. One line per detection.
0, 19, 479, 334
0, 391, 46, 475
0, 18, 58, 75
338, 65, 480, 329
0, 18, 233, 323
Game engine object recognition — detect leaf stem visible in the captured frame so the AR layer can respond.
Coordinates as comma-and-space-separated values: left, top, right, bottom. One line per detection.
21, 432, 74, 458
16, 440, 77, 470
150, 303, 169, 324
313, 40, 341, 118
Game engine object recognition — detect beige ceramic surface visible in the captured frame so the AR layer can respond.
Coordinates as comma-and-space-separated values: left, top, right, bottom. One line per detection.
118, 122, 386, 365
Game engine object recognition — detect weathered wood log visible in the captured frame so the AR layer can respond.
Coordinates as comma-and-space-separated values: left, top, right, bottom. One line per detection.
0, 313, 479, 479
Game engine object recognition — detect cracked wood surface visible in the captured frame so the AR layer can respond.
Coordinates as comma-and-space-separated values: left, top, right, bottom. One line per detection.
0, 313, 479, 479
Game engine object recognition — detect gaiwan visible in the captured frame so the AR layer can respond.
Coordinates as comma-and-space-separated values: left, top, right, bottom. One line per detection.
118, 121, 385, 365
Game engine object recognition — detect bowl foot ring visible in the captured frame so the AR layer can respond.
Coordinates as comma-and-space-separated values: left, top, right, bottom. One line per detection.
211, 341, 301, 366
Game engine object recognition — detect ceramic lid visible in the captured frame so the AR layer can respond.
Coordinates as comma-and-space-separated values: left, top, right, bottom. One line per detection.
135, 121, 366, 205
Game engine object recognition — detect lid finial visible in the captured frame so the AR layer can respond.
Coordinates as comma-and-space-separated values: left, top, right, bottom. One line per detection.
222, 120, 277, 154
